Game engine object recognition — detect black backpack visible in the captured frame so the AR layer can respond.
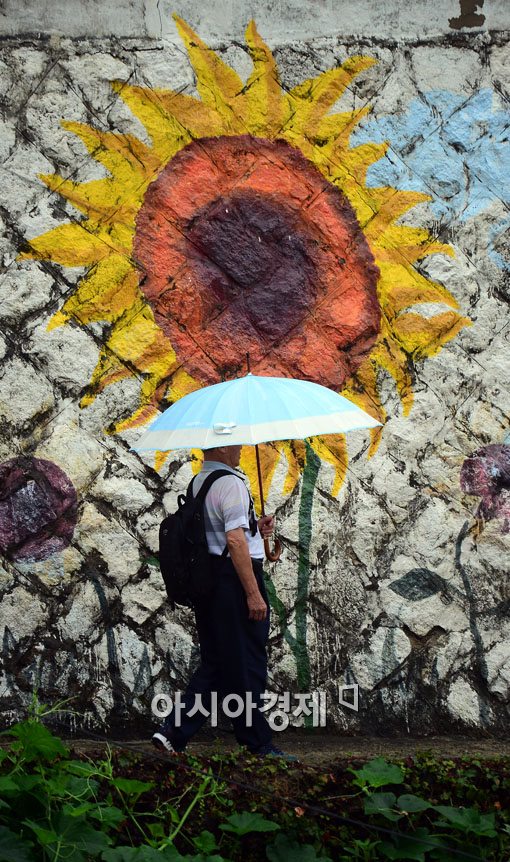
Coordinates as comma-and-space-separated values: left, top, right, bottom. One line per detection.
158, 469, 231, 609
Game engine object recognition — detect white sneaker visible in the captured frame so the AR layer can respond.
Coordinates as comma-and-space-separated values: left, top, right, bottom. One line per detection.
151, 732, 176, 753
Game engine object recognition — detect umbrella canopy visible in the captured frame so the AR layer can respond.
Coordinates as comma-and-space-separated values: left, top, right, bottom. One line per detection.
132, 373, 381, 452
133, 373, 381, 561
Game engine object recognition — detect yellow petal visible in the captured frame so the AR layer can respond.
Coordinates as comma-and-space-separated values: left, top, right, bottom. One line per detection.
173, 15, 246, 131
344, 142, 388, 185
309, 434, 348, 497
80, 345, 132, 408
244, 20, 285, 136
113, 374, 167, 433
106, 306, 178, 376
191, 450, 204, 475
113, 401, 160, 433
50, 255, 140, 326
111, 82, 193, 162
393, 311, 471, 358
154, 91, 225, 137
343, 360, 386, 457
39, 174, 147, 226
372, 324, 414, 415
61, 121, 161, 180
286, 56, 376, 135
278, 440, 307, 497
376, 261, 460, 318
155, 451, 171, 472
240, 444, 280, 516
18, 222, 111, 266
166, 367, 202, 402
364, 190, 432, 242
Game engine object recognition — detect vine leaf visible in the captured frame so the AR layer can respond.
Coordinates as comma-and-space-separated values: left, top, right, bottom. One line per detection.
389, 568, 449, 602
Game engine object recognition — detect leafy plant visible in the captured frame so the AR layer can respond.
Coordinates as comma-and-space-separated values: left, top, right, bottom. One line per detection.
0, 698, 509, 861
266, 832, 331, 861
349, 757, 405, 790
219, 811, 280, 835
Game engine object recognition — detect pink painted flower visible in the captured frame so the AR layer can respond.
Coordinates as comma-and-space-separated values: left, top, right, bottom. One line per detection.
460, 444, 510, 533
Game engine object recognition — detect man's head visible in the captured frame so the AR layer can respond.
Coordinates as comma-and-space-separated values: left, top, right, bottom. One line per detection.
203, 445, 242, 469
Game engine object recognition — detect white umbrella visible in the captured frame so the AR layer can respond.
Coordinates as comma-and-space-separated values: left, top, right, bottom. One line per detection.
133, 373, 381, 559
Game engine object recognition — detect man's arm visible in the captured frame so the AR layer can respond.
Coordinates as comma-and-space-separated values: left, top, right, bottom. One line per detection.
226, 527, 267, 621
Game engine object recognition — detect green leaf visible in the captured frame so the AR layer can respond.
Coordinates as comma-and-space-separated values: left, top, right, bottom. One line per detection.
111, 777, 154, 796
364, 792, 401, 821
102, 849, 141, 862
433, 805, 497, 836
220, 811, 280, 835
389, 569, 448, 601
350, 758, 404, 789
144, 555, 160, 567
44, 772, 95, 800
62, 802, 97, 818
63, 759, 100, 777
0, 826, 34, 862
430, 842, 484, 861
380, 826, 442, 860
105, 848, 183, 862
0, 776, 19, 794
89, 805, 126, 828
397, 794, 431, 813
54, 812, 112, 855
5, 721, 68, 762
266, 833, 331, 861
11, 774, 44, 793
180, 856, 224, 862
193, 830, 218, 852
158, 848, 187, 861
23, 820, 59, 846
69, 775, 99, 798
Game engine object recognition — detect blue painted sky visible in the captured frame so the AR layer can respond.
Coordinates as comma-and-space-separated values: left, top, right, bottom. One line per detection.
352, 89, 510, 227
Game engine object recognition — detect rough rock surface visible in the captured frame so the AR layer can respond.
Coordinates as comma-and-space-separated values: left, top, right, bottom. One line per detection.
0, 7, 509, 737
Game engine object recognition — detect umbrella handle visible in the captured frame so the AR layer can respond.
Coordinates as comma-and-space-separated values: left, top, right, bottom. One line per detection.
264, 535, 282, 562
255, 442, 282, 561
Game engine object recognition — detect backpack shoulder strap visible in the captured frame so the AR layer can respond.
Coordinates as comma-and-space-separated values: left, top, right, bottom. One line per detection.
193, 469, 234, 503
193, 470, 240, 559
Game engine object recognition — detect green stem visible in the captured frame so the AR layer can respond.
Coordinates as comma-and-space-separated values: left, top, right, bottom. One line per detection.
266, 443, 320, 709
168, 774, 212, 843
115, 789, 151, 844
295, 442, 321, 694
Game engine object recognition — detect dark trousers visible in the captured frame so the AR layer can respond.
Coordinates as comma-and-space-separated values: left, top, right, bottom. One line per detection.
161, 556, 273, 753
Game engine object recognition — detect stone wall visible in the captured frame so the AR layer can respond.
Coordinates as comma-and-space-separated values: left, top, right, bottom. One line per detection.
0, 1, 509, 736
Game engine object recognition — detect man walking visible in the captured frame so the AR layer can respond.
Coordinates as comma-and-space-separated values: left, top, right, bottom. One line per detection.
152, 444, 291, 757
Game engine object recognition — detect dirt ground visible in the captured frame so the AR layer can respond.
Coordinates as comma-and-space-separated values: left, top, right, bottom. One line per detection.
68, 730, 510, 765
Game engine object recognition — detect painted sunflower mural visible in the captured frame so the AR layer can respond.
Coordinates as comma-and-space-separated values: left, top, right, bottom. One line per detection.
20, 16, 469, 508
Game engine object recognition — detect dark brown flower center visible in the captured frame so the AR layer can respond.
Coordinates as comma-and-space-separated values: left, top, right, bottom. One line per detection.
187, 188, 318, 342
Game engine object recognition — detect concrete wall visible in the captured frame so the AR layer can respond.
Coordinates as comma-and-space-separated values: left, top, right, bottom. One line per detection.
0, 0, 509, 736
1, 0, 509, 39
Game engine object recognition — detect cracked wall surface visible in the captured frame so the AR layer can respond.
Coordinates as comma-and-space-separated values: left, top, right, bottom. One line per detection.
0, 4, 509, 737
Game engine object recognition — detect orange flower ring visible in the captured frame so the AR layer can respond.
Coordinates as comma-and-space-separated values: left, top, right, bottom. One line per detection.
134, 135, 381, 388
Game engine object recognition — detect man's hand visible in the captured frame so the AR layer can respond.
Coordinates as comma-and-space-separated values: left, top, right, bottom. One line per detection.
246, 589, 268, 621
258, 514, 274, 539
226, 526, 268, 621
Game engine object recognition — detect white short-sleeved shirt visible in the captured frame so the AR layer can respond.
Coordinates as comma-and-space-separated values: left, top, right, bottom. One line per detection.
192, 461, 264, 559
